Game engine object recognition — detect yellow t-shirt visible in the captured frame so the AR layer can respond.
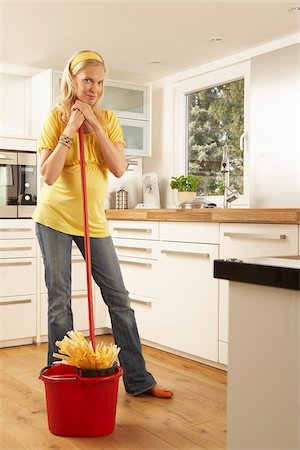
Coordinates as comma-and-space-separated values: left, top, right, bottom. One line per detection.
32, 108, 125, 237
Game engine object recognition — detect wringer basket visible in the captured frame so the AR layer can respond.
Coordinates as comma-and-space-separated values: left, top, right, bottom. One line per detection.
39, 126, 123, 437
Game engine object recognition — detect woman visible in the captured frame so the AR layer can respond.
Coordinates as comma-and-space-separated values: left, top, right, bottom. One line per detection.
33, 50, 173, 398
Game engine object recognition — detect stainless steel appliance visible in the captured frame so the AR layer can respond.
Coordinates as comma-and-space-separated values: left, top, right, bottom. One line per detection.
0, 150, 37, 218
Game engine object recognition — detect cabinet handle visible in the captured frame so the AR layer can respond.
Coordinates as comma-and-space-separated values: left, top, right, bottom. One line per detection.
0, 261, 32, 267
114, 227, 152, 234
223, 232, 287, 240
1, 299, 31, 306
115, 245, 151, 253
0, 247, 32, 252
160, 249, 210, 258
119, 258, 152, 267
72, 294, 88, 299
1, 228, 32, 232
129, 297, 152, 307
72, 258, 84, 263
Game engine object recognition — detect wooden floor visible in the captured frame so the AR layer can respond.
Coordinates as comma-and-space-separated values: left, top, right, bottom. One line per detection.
0, 335, 227, 450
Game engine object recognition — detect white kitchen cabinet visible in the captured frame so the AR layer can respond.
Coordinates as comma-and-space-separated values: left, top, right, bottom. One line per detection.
0, 219, 37, 345
218, 223, 299, 364
101, 81, 149, 120
102, 80, 151, 157
31, 69, 62, 137
110, 220, 159, 240
159, 239, 219, 361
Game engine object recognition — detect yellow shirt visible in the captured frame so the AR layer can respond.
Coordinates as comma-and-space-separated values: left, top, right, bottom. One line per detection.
32, 108, 125, 237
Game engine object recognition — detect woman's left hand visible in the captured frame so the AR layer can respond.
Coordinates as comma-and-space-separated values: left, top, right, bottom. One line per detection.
72, 101, 98, 129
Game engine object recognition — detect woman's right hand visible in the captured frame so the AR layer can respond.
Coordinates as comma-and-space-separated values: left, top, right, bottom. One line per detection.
64, 108, 85, 137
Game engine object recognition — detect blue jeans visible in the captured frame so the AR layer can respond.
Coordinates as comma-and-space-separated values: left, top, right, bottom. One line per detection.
35, 223, 156, 395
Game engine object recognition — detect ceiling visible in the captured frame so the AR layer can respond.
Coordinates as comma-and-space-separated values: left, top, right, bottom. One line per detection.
1, 1, 299, 83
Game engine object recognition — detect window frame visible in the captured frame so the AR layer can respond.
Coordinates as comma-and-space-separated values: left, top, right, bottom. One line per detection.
174, 61, 250, 207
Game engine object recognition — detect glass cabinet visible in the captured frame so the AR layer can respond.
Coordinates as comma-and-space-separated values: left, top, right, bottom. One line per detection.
119, 119, 149, 157
102, 81, 149, 120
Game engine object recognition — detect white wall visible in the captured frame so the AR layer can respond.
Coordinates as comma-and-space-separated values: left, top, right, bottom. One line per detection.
144, 42, 300, 208
250, 44, 300, 207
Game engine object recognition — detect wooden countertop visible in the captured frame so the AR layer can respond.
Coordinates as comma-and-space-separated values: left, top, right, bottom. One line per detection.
105, 208, 300, 224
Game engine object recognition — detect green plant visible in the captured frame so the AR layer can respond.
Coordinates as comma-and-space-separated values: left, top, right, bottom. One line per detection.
170, 175, 203, 192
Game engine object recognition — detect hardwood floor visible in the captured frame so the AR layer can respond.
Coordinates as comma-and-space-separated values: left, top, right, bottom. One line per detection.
0, 335, 227, 449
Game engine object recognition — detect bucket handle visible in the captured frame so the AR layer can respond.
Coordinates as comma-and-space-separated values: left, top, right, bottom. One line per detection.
39, 365, 78, 382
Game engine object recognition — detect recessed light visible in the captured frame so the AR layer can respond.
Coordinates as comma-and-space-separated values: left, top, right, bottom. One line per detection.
288, 6, 300, 13
209, 37, 224, 43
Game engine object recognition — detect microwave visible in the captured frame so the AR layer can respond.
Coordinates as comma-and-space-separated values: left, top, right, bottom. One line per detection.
0, 150, 37, 218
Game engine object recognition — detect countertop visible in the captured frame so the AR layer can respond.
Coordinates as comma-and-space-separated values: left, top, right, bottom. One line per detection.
105, 208, 300, 224
214, 255, 300, 291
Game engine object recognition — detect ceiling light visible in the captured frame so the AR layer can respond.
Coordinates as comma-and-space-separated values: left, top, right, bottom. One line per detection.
209, 37, 224, 43
288, 6, 300, 13
150, 60, 160, 65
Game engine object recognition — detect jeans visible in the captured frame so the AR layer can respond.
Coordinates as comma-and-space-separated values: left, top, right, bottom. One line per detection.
35, 222, 156, 395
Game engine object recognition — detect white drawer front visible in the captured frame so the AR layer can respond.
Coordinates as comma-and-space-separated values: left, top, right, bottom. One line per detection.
129, 295, 160, 342
110, 220, 159, 240
220, 224, 298, 258
0, 294, 36, 341
113, 237, 159, 260
0, 258, 36, 297
118, 257, 159, 299
160, 222, 219, 244
0, 219, 35, 239
41, 292, 94, 335
0, 239, 36, 258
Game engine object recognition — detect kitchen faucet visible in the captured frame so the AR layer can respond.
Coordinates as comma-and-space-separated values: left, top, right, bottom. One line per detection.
220, 145, 239, 208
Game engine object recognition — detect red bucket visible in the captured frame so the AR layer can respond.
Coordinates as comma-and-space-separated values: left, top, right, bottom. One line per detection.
39, 363, 123, 437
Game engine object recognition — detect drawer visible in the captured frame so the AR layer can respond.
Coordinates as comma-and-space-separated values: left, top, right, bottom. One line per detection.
41, 291, 94, 335
0, 239, 36, 258
129, 295, 160, 343
160, 222, 219, 244
41, 255, 90, 293
113, 237, 159, 260
0, 258, 36, 297
0, 294, 36, 341
110, 220, 159, 240
220, 223, 298, 258
0, 219, 35, 239
118, 256, 159, 299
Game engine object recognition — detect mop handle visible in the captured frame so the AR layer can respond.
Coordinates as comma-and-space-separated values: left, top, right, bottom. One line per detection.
78, 125, 96, 350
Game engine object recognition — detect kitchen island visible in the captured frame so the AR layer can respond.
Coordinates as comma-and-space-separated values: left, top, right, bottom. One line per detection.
214, 256, 300, 450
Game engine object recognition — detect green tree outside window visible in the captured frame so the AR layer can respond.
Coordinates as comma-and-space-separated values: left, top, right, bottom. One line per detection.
187, 79, 244, 196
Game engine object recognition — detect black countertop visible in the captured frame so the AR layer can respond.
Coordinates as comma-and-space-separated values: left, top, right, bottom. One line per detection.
214, 256, 300, 291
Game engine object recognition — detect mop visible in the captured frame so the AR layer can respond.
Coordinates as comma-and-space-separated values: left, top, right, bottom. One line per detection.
52, 125, 120, 372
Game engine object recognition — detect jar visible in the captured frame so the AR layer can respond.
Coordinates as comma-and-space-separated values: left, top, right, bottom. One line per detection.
115, 188, 128, 209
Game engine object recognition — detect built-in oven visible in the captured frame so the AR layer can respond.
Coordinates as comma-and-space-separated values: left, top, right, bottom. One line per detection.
0, 150, 37, 218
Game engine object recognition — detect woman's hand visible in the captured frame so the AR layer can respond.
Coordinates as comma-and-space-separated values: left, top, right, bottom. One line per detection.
72, 100, 99, 129
64, 108, 85, 137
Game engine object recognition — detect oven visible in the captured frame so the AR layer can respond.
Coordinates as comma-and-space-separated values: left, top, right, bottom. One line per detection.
0, 150, 37, 218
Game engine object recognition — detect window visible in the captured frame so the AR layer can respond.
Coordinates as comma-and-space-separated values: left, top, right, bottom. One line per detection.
174, 62, 250, 206
187, 79, 244, 195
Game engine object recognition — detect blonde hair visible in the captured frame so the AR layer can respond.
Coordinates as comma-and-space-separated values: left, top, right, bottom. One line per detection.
56, 50, 108, 130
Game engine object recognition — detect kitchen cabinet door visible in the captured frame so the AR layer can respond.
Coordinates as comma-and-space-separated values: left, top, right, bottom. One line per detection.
158, 241, 219, 362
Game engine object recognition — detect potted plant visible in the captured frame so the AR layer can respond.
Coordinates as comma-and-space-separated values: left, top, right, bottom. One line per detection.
170, 175, 203, 205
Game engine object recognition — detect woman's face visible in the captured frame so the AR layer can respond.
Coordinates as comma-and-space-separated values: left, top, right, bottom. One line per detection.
74, 64, 105, 106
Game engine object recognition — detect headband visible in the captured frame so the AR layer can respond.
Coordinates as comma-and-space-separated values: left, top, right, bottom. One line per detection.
70, 51, 104, 71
